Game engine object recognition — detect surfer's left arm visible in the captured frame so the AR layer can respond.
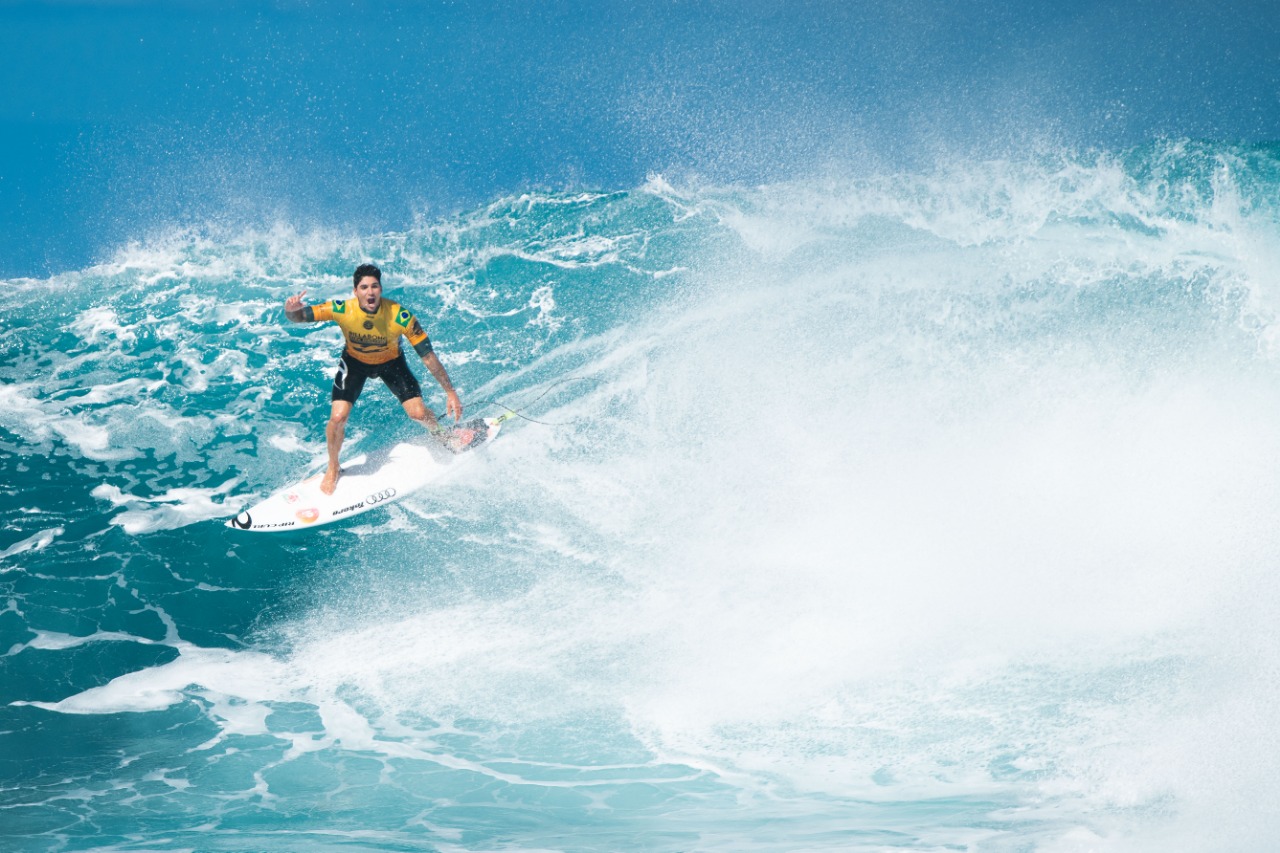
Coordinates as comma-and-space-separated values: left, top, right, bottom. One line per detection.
405, 313, 462, 421
411, 331, 462, 421
417, 347, 463, 422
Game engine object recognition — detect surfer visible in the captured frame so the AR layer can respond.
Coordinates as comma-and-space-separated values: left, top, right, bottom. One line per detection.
284, 263, 465, 495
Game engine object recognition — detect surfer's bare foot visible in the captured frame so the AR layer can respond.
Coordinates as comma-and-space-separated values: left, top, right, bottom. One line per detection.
320, 467, 340, 495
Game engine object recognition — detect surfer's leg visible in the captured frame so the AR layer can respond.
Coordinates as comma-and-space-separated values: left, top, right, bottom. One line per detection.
385, 355, 427, 416
403, 396, 482, 452
385, 355, 443, 436
401, 396, 441, 431
383, 356, 475, 451
322, 400, 352, 495
404, 396, 463, 450
326, 352, 370, 494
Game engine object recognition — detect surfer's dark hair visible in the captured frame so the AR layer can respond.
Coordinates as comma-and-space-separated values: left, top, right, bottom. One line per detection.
353, 263, 381, 286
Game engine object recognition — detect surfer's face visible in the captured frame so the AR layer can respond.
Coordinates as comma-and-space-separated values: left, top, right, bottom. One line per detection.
355, 276, 382, 313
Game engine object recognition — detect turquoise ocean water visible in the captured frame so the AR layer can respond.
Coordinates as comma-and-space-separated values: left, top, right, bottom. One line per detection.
5, 142, 1280, 850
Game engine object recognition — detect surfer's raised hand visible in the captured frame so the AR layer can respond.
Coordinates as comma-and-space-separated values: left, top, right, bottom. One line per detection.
284, 290, 310, 323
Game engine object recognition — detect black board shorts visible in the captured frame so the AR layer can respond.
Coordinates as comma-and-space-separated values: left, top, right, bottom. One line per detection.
332, 350, 423, 404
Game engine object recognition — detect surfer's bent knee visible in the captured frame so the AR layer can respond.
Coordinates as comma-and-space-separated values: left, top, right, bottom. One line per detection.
402, 397, 427, 420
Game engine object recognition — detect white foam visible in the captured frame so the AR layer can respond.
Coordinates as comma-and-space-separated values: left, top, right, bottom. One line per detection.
266, 425, 316, 454
5, 629, 161, 655
78, 305, 138, 347
63, 378, 165, 406
24, 642, 624, 790
0, 526, 64, 567
19, 645, 284, 715
91, 479, 243, 534
0, 381, 145, 462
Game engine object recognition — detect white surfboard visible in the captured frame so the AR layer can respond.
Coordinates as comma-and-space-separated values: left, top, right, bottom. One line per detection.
227, 416, 507, 533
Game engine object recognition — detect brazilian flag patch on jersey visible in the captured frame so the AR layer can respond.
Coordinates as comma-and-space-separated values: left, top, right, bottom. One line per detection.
396, 308, 412, 327
332, 299, 347, 314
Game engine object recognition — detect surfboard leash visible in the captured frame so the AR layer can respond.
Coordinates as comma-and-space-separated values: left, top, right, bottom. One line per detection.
471, 375, 586, 427
475, 401, 570, 427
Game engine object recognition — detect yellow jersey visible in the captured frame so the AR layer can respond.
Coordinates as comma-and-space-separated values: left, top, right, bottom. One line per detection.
310, 298, 431, 365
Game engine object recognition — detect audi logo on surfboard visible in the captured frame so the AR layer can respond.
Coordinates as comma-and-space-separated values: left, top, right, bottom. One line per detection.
366, 488, 397, 505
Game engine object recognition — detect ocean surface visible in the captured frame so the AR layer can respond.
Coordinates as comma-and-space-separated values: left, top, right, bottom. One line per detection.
5, 144, 1280, 851
5, 3, 1280, 851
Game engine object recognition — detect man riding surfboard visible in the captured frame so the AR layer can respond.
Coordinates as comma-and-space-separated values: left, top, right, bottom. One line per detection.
284, 263, 466, 495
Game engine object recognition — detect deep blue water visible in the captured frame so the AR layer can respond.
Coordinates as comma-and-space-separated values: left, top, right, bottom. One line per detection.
4, 3, 1280, 852
3, 0, 1280, 278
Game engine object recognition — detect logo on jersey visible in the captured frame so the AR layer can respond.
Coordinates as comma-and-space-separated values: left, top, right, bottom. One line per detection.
363, 320, 375, 330
332, 300, 347, 314
348, 332, 388, 347
396, 308, 412, 327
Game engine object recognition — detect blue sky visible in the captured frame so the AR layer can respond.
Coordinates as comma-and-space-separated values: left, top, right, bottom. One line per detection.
2, 0, 1278, 278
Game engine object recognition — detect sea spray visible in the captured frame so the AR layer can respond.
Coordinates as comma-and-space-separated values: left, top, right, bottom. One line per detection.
4, 143, 1280, 850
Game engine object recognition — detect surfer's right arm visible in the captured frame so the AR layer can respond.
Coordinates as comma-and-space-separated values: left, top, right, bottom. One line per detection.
284, 290, 317, 323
